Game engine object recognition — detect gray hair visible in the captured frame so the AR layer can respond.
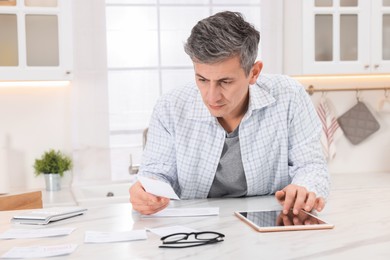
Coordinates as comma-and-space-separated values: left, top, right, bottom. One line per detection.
184, 11, 260, 76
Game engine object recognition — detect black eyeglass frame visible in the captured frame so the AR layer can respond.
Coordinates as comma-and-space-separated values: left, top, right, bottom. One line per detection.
159, 231, 225, 249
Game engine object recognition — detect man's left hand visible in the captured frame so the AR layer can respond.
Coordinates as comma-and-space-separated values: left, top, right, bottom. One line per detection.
275, 184, 325, 215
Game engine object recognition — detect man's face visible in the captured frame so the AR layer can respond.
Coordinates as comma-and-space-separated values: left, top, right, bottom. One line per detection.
194, 55, 261, 121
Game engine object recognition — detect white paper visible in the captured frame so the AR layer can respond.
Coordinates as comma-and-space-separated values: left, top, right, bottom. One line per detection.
138, 176, 180, 200
143, 207, 219, 217
147, 225, 198, 237
84, 230, 147, 243
1, 244, 78, 259
0, 228, 75, 239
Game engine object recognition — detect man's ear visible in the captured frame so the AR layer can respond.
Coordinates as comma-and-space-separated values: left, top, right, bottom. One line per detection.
249, 61, 263, 84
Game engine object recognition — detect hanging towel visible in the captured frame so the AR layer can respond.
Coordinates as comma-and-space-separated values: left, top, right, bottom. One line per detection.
316, 97, 342, 161
337, 101, 380, 145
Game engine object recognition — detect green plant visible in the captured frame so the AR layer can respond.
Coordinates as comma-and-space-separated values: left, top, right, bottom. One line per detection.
34, 149, 73, 177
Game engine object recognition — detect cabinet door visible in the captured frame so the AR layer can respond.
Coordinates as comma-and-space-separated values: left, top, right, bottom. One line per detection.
371, 0, 390, 73
0, 0, 72, 81
303, 0, 370, 74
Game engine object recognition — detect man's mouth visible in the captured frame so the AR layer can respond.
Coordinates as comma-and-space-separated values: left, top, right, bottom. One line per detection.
209, 104, 225, 110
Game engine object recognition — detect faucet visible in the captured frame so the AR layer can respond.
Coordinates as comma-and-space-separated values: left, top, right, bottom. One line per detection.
129, 128, 148, 175
128, 154, 139, 175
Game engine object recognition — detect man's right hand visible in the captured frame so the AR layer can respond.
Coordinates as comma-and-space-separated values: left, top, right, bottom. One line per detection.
129, 181, 170, 215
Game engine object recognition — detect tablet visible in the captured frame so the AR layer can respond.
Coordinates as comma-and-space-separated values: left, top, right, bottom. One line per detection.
235, 209, 334, 232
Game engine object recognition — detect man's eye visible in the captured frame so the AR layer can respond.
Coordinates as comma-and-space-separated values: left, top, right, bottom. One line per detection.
221, 81, 232, 85
198, 78, 206, 82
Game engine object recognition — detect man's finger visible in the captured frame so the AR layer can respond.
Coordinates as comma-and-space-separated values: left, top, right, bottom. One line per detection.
275, 190, 286, 204
314, 197, 325, 212
283, 188, 297, 214
292, 188, 307, 215
304, 192, 316, 212
132, 198, 170, 215
130, 181, 161, 204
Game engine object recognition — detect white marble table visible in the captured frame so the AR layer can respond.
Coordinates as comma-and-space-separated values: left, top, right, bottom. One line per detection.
1, 172, 390, 259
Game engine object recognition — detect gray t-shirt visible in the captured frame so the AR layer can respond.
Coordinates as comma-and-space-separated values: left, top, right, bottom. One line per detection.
207, 127, 248, 198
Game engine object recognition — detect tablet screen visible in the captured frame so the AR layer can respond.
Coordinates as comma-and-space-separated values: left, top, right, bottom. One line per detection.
237, 210, 327, 227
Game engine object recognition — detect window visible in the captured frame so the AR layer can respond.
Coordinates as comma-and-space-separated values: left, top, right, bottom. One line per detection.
105, 0, 263, 180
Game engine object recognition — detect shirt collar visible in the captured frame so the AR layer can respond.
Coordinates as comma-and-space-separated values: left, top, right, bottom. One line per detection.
240, 83, 276, 122
188, 82, 276, 121
247, 83, 276, 112
188, 89, 214, 121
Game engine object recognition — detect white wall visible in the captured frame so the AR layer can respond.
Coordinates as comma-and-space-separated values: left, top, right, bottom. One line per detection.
0, 0, 111, 193
71, 0, 111, 184
0, 86, 72, 191
260, 0, 284, 74
283, 0, 303, 75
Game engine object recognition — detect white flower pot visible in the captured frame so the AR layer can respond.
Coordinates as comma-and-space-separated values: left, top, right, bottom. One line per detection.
44, 174, 61, 191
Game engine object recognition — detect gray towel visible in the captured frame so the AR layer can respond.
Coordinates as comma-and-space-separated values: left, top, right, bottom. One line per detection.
337, 102, 380, 145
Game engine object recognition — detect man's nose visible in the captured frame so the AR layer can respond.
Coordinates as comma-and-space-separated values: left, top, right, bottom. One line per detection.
208, 82, 221, 104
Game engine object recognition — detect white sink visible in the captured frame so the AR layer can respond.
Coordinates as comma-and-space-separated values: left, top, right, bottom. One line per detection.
72, 181, 134, 206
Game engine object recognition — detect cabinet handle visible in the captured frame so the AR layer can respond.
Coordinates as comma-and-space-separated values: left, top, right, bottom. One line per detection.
374, 64, 379, 69
364, 65, 370, 69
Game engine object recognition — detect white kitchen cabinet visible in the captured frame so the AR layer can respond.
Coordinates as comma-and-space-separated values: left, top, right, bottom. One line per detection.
0, 0, 72, 81
302, 0, 390, 75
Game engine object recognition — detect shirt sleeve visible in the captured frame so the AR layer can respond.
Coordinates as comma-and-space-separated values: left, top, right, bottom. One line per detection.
287, 86, 330, 199
137, 98, 181, 196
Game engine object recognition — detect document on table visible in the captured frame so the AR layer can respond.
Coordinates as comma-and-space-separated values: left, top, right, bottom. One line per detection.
143, 207, 219, 217
0, 244, 78, 259
138, 176, 180, 200
0, 228, 75, 239
147, 225, 199, 237
84, 230, 147, 243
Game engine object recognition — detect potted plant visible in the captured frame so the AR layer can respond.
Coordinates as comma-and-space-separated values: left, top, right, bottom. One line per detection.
34, 149, 73, 191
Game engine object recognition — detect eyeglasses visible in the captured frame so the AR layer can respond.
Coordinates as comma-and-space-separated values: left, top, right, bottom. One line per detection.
159, 231, 225, 248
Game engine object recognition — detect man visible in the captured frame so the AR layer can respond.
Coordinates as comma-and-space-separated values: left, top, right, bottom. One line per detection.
130, 11, 329, 215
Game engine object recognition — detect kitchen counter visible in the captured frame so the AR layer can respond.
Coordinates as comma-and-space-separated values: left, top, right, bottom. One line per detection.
0, 172, 389, 259
41, 187, 77, 207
